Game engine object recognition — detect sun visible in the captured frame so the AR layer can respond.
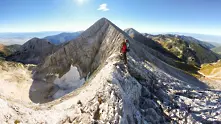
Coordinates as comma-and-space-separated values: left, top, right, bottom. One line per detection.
75, 0, 87, 5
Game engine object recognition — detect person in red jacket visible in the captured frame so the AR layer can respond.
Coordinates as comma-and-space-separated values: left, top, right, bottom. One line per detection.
121, 39, 129, 65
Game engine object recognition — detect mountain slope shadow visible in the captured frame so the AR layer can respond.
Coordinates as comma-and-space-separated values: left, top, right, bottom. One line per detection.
127, 34, 209, 89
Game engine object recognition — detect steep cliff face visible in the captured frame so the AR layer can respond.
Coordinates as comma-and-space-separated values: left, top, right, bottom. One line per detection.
6, 38, 56, 64
31, 18, 134, 103
34, 18, 130, 80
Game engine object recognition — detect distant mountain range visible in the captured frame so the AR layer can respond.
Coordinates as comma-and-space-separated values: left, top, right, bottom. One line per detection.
1, 31, 220, 46
44, 32, 83, 45
5, 31, 83, 63
159, 32, 221, 45
3, 28, 219, 66
0, 31, 83, 45
143, 33, 216, 49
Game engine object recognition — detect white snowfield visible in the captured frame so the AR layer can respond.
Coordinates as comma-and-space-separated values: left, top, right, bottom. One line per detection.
0, 18, 220, 124
53, 66, 85, 99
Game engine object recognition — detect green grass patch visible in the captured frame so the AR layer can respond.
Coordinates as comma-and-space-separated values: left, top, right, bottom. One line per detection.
200, 60, 221, 75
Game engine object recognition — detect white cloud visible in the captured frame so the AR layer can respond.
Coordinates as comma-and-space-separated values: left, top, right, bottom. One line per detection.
97, 3, 109, 11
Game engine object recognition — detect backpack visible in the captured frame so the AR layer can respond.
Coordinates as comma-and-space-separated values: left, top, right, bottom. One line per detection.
120, 41, 130, 52
126, 42, 130, 52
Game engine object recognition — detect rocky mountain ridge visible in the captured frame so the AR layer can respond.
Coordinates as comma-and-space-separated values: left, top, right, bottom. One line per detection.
0, 18, 220, 124
124, 28, 180, 61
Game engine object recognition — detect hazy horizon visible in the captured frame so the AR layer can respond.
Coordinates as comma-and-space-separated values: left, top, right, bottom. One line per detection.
1, 31, 221, 45
1, 0, 221, 35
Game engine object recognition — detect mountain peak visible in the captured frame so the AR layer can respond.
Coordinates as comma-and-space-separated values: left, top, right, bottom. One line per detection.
93, 17, 110, 26
35, 17, 131, 78
99, 17, 109, 21
124, 28, 136, 31
29, 37, 40, 40
6, 38, 56, 64
124, 28, 140, 35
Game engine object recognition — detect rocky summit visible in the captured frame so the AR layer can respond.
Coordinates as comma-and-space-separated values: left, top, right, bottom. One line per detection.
0, 18, 220, 124
6, 38, 57, 64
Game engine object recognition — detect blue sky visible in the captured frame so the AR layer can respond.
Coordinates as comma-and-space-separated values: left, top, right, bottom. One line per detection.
1, 0, 221, 35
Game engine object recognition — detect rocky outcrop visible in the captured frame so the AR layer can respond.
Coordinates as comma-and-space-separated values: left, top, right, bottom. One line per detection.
176, 35, 215, 49
125, 28, 180, 61
0, 44, 21, 58
6, 38, 56, 64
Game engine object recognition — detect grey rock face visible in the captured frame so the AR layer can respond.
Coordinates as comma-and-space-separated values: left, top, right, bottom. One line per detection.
6, 38, 56, 64
30, 18, 132, 103
124, 28, 180, 61
34, 18, 131, 80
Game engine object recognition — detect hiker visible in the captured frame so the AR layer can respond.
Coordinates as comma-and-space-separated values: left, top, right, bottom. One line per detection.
121, 39, 129, 65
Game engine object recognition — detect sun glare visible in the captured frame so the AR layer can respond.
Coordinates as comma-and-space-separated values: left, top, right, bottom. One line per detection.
75, 0, 86, 5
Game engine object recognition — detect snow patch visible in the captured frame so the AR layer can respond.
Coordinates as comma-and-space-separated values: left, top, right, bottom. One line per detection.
53, 66, 85, 99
